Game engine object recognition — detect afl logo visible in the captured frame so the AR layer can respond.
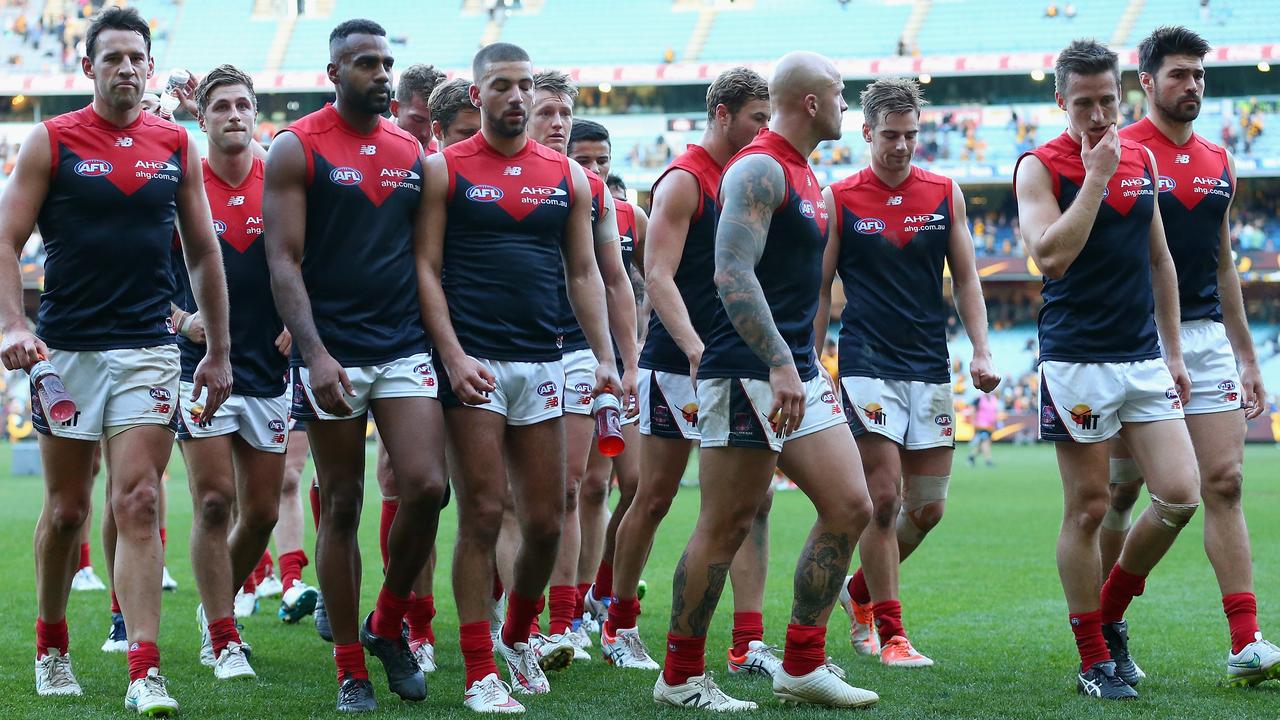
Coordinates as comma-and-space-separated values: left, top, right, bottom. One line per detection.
213, 219, 227, 235
820, 390, 836, 404
268, 419, 286, 433
414, 363, 432, 375
467, 185, 504, 202
1217, 380, 1236, 392
149, 387, 172, 401
1165, 387, 1179, 400
537, 381, 558, 397
799, 200, 816, 218
75, 159, 112, 177
935, 414, 952, 426
574, 383, 592, 395
330, 167, 363, 185
1158, 176, 1176, 192
855, 218, 885, 234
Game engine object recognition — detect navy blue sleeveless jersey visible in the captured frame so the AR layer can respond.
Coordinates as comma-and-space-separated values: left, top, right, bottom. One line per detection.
37, 106, 186, 350
171, 158, 286, 397
442, 132, 575, 362
616, 198, 638, 273
1121, 117, 1232, 323
1016, 131, 1160, 364
699, 129, 829, 382
555, 169, 607, 354
831, 165, 954, 384
285, 105, 427, 367
639, 145, 724, 375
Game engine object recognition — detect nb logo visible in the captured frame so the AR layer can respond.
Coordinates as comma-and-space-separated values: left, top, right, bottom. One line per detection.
227, 195, 246, 206
359, 144, 377, 156
1174, 154, 1190, 164
503, 166, 522, 176
114, 137, 133, 147
886, 195, 903, 206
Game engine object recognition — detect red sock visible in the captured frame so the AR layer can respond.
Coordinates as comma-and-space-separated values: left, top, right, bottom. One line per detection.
782, 623, 826, 677
406, 594, 436, 645
333, 642, 368, 682
242, 571, 257, 594
1099, 565, 1146, 624
848, 568, 871, 605
460, 621, 499, 687
127, 641, 160, 681
158, 527, 167, 550
35, 617, 69, 658
78, 543, 91, 571
1224, 592, 1260, 654
491, 573, 504, 602
574, 584, 589, 622
278, 549, 308, 588
309, 481, 321, 530
527, 594, 545, 636
663, 632, 706, 686
1070, 610, 1111, 670
379, 499, 398, 573
110, 590, 121, 614
731, 611, 764, 656
594, 561, 614, 599
549, 585, 577, 636
371, 587, 412, 639
607, 596, 641, 632
504, 592, 541, 647
255, 550, 273, 583
873, 599, 906, 644
207, 615, 241, 657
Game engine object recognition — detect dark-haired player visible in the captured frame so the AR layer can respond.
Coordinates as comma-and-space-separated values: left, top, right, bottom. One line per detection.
0, 6, 231, 714
1102, 25, 1277, 687
265, 18, 445, 712
1015, 38, 1200, 700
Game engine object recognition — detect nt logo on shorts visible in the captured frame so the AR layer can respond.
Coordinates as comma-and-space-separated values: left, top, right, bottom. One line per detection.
860, 402, 886, 426
1068, 404, 1099, 430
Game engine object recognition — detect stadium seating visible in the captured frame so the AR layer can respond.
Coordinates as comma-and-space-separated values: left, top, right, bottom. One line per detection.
915, 0, 1124, 56
1132, 0, 1280, 48
499, 1, 699, 66
280, 1, 488, 72
699, 0, 909, 61
142, 0, 274, 77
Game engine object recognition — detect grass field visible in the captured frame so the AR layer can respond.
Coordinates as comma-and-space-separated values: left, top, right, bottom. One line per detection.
1, 443, 1278, 718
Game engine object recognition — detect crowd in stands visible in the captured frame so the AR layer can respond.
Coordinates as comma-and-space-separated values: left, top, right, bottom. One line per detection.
2, 0, 123, 72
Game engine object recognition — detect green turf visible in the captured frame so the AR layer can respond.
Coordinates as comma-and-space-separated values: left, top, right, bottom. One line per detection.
1, 443, 1278, 718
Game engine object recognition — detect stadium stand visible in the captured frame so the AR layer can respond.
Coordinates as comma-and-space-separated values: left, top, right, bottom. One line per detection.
279, 1, 487, 72
698, 0, 910, 62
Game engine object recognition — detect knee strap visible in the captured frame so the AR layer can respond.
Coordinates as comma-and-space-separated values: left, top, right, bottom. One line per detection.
896, 475, 949, 545
1149, 493, 1198, 529
1109, 457, 1143, 485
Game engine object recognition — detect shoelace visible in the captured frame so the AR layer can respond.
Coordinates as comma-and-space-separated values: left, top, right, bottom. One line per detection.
43, 655, 77, 689
755, 643, 782, 661
477, 676, 516, 704
821, 660, 848, 680
696, 672, 732, 703
339, 679, 367, 704
623, 632, 653, 661
142, 672, 171, 698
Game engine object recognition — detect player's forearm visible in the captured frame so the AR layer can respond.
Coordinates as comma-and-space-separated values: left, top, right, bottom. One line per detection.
646, 272, 702, 361
1150, 256, 1183, 359
0, 252, 27, 334
267, 259, 325, 364
417, 274, 467, 367
186, 252, 230, 353
813, 291, 832, 358
715, 261, 791, 368
1218, 262, 1258, 366
602, 264, 639, 370
953, 274, 992, 357
567, 272, 616, 368
1034, 177, 1105, 276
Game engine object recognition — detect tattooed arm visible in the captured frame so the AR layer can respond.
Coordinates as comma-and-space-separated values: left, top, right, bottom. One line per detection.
714, 153, 805, 436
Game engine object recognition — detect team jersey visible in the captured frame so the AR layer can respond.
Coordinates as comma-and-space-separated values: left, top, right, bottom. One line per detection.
442, 132, 575, 362
37, 105, 187, 351
639, 144, 724, 375
699, 129, 828, 382
615, 197, 638, 272
284, 104, 427, 367
171, 158, 286, 397
1121, 117, 1232, 322
1017, 131, 1160, 364
830, 165, 954, 384
556, 169, 608, 353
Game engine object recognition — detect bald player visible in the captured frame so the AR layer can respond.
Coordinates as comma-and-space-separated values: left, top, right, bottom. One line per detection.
656, 52, 878, 711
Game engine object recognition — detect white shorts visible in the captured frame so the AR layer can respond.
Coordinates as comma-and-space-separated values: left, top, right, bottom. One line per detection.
697, 375, 846, 453
639, 369, 700, 440
840, 376, 955, 450
291, 351, 436, 421
1177, 320, 1243, 415
32, 345, 180, 441
1039, 358, 1184, 443
174, 381, 290, 453
562, 348, 597, 416
438, 356, 565, 426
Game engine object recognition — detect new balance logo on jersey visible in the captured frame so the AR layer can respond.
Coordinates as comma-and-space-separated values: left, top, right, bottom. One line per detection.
227, 195, 246, 206
1068, 404, 1099, 430
114, 137, 133, 147
503, 165, 522, 176
359, 144, 377, 155
1174, 154, 1190, 164
886, 195, 903, 206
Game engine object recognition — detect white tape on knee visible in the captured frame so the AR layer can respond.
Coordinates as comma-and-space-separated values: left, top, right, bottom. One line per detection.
1101, 505, 1133, 532
896, 475, 949, 545
896, 510, 927, 545
1109, 457, 1142, 485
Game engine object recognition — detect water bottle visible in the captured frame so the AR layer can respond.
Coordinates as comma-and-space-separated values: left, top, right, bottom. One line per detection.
593, 392, 624, 457
30, 360, 76, 423
158, 69, 190, 117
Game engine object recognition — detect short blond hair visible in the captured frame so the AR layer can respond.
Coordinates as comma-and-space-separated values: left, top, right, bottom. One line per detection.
859, 77, 926, 129
705, 66, 769, 121
428, 78, 475, 133
532, 69, 578, 100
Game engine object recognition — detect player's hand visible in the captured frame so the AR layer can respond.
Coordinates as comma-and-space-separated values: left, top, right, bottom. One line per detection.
274, 328, 292, 357
1081, 123, 1120, 182
592, 362, 624, 403
174, 71, 200, 118
1165, 355, 1192, 407
445, 354, 495, 406
620, 364, 640, 419
767, 363, 805, 438
0, 327, 48, 371
1240, 362, 1266, 420
308, 353, 355, 416
177, 311, 206, 344
970, 353, 1001, 393
686, 343, 703, 394
191, 350, 232, 423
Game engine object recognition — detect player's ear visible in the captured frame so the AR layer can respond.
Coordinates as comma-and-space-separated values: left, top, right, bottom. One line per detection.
326, 61, 339, 88
862, 122, 872, 144
1137, 71, 1153, 95
81, 55, 94, 79
147, 56, 155, 80
1054, 91, 1065, 112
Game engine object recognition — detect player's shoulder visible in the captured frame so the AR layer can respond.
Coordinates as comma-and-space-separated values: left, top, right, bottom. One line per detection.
1117, 117, 1154, 143
284, 107, 333, 138
442, 131, 484, 161
45, 105, 92, 132
1189, 131, 1229, 159
826, 167, 866, 194
527, 138, 568, 165
910, 164, 953, 189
